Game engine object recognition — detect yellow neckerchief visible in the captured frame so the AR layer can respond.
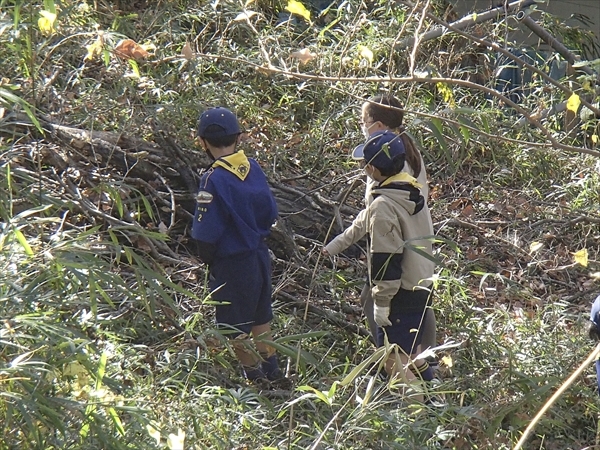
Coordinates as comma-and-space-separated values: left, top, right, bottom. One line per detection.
212, 151, 250, 181
379, 172, 422, 189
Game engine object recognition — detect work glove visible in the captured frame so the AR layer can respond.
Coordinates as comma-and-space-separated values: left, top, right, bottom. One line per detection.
374, 304, 392, 327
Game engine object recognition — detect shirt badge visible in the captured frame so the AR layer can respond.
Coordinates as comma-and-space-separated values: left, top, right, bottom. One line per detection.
196, 191, 213, 203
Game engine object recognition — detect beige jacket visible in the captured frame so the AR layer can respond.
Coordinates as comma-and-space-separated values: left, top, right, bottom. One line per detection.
324, 172, 435, 308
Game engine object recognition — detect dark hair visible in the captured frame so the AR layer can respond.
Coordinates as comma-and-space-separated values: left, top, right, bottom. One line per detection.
376, 154, 406, 177
201, 124, 239, 148
364, 95, 422, 177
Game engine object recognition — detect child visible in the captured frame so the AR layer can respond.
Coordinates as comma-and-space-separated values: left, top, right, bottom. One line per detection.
324, 131, 436, 385
358, 95, 437, 357
589, 295, 600, 395
191, 106, 286, 387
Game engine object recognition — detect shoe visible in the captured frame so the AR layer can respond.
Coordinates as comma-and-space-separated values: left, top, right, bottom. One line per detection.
248, 377, 272, 390
266, 369, 293, 390
269, 375, 293, 390
423, 378, 446, 407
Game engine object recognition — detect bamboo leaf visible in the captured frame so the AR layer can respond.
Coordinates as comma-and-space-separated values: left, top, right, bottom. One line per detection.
13, 229, 33, 256
339, 347, 388, 386
108, 407, 125, 436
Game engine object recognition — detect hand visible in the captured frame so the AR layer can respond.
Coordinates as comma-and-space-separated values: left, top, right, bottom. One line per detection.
374, 304, 392, 327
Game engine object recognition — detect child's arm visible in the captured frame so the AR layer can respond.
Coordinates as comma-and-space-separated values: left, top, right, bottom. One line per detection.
323, 208, 368, 256
191, 176, 227, 264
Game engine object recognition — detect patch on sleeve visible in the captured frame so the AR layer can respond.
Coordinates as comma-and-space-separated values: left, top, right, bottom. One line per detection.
196, 191, 213, 203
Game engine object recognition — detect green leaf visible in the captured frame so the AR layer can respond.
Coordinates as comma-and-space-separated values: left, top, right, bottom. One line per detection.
274, 330, 328, 344
108, 407, 125, 436
13, 229, 33, 256
296, 385, 332, 405
339, 346, 388, 386
129, 59, 140, 78
425, 119, 448, 154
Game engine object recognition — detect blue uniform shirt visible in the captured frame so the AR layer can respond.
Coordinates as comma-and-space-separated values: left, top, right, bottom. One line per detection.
191, 151, 278, 261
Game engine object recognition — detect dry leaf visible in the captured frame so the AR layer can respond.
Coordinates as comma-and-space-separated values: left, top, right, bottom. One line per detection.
290, 48, 316, 64
166, 429, 185, 450
114, 39, 150, 61
529, 242, 543, 254
158, 222, 169, 234
460, 204, 474, 217
146, 424, 161, 446
234, 10, 258, 21
181, 42, 194, 60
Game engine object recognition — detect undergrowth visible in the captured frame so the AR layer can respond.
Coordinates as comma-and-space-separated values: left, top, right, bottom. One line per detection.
1, 0, 599, 449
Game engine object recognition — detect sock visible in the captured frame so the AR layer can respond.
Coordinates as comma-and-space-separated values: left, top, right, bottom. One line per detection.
412, 361, 434, 382
261, 353, 283, 381
243, 364, 267, 381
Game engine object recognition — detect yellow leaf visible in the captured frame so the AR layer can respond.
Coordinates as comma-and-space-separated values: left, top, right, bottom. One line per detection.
573, 248, 588, 267
167, 429, 185, 450
436, 82, 455, 106
566, 93, 581, 113
358, 45, 373, 64
146, 424, 161, 446
285, 0, 311, 22
529, 241, 543, 254
290, 48, 316, 64
38, 10, 57, 35
592, 134, 598, 144
441, 355, 453, 368
85, 34, 105, 61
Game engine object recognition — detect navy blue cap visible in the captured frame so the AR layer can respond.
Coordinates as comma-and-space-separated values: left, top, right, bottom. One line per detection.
351, 131, 405, 171
197, 107, 241, 138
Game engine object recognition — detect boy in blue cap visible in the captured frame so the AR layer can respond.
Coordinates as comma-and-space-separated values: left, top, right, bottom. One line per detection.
589, 295, 600, 395
191, 107, 286, 387
324, 131, 436, 387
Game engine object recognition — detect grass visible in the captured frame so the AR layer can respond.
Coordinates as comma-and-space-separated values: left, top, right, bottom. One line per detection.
1, 0, 600, 448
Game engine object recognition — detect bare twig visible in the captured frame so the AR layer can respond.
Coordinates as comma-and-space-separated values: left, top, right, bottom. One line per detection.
513, 342, 600, 450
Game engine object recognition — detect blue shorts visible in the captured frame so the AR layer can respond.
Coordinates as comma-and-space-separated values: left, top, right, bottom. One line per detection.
209, 244, 273, 337
376, 290, 431, 354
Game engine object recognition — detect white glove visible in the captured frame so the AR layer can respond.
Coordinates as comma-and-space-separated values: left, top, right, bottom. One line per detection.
374, 304, 392, 327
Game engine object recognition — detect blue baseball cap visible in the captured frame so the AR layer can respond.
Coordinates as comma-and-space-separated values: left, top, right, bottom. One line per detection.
351, 131, 405, 171
197, 107, 241, 138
